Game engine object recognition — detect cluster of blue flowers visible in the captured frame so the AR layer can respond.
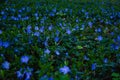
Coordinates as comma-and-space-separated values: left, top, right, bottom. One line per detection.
0, 0, 120, 80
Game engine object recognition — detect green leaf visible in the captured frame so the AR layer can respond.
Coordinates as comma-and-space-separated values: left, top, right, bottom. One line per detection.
77, 45, 83, 49
112, 73, 120, 77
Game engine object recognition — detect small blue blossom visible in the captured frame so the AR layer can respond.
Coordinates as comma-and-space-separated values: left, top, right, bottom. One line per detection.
55, 50, 60, 55
49, 12, 55, 17
111, 44, 119, 50
26, 25, 32, 33
0, 40, 2, 47
54, 37, 59, 43
48, 25, 53, 31
44, 41, 48, 47
24, 71, 32, 80
88, 21, 93, 28
1, 11, 5, 15
35, 26, 39, 30
44, 49, 50, 54
21, 55, 29, 64
0, 30, 2, 34
59, 66, 70, 74
40, 26, 44, 33
84, 55, 89, 61
76, 18, 79, 23
66, 29, 71, 34
97, 36, 103, 41
95, 28, 101, 33
2, 41, 10, 48
103, 58, 108, 63
34, 32, 40, 37
16, 70, 23, 79
91, 63, 97, 71
2, 61, 10, 70
117, 35, 120, 41
16, 67, 33, 80
48, 77, 54, 80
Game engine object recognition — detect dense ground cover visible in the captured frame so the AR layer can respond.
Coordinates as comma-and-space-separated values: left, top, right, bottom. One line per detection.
0, 0, 120, 80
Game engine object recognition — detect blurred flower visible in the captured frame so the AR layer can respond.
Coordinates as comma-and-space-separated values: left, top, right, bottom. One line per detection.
35, 26, 39, 30
24, 71, 32, 80
48, 25, 53, 31
66, 29, 71, 34
54, 36, 59, 43
34, 32, 40, 37
49, 12, 55, 17
26, 25, 32, 34
76, 18, 79, 23
40, 26, 44, 33
44, 41, 48, 47
0, 30, 2, 34
48, 77, 54, 80
2, 61, 10, 70
2, 41, 10, 48
117, 35, 120, 41
91, 63, 97, 71
52, 8, 56, 13
16, 70, 23, 79
111, 44, 119, 50
0, 40, 2, 47
44, 49, 50, 54
21, 55, 29, 64
59, 66, 70, 74
1, 11, 5, 15
95, 28, 101, 33
103, 58, 108, 63
84, 55, 89, 61
97, 36, 103, 41
88, 22, 92, 28
16, 67, 33, 80
55, 50, 60, 55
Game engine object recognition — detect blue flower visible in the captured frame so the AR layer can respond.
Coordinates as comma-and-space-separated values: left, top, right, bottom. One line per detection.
117, 35, 120, 41
0, 40, 2, 47
49, 12, 55, 17
34, 32, 40, 37
76, 18, 79, 23
88, 22, 93, 28
2, 61, 10, 70
16, 67, 33, 80
54, 37, 59, 43
91, 63, 97, 71
97, 36, 103, 41
44, 41, 48, 47
59, 66, 70, 74
66, 29, 71, 35
24, 72, 32, 80
84, 55, 89, 61
103, 58, 108, 63
21, 56, 29, 64
44, 49, 50, 54
2, 41, 10, 48
35, 26, 39, 30
48, 25, 53, 31
26, 25, 32, 34
0, 30, 2, 34
48, 77, 54, 80
40, 26, 44, 33
1, 11, 5, 15
16, 70, 23, 79
95, 28, 101, 33
111, 44, 119, 50
55, 50, 60, 55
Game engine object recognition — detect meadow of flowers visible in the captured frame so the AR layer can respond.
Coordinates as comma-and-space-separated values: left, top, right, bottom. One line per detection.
0, 0, 120, 80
